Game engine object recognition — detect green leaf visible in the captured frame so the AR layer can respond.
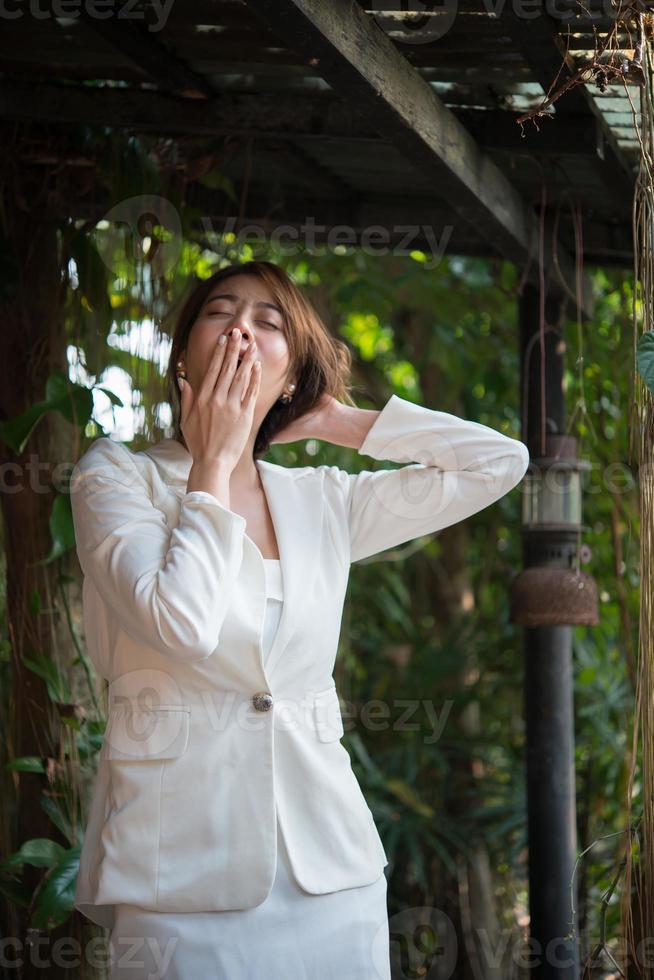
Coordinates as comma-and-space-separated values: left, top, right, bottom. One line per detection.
96, 386, 124, 408
35, 494, 76, 566
0, 402, 51, 455
44, 372, 68, 403
40, 795, 80, 847
29, 588, 42, 617
578, 666, 597, 685
5, 756, 45, 773
76, 719, 106, 760
2, 838, 66, 871
70, 234, 112, 318
384, 778, 435, 818
31, 845, 81, 930
60, 714, 81, 731
22, 653, 71, 704
55, 382, 95, 430
0, 371, 95, 454
198, 169, 237, 203
637, 332, 654, 396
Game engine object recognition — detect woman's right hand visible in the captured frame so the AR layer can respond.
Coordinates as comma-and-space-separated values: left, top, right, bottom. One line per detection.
178, 327, 262, 470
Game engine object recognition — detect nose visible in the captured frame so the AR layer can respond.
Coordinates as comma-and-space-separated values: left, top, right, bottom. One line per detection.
229, 325, 251, 340
226, 325, 253, 360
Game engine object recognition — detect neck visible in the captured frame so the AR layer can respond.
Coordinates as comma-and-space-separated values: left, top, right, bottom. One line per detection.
229, 435, 261, 489
175, 431, 260, 491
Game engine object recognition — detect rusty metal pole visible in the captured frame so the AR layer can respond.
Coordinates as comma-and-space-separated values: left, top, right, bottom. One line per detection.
518, 283, 580, 979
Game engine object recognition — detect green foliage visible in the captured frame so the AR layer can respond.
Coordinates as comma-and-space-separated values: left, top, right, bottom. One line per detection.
22, 653, 72, 705
0, 371, 95, 455
636, 331, 654, 395
2, 838, 66, 871
39, 494, 76, 566
29, 846, 82, 931
5, 757, 45, 774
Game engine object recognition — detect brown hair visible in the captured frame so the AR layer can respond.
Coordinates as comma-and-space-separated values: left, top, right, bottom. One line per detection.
165, 260, 356, 458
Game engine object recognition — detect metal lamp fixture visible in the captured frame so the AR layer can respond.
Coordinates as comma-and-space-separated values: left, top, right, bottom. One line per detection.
509, 434, 599, 627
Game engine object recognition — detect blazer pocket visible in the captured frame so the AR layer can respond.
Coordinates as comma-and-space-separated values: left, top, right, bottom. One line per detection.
101, 705, 191, 761
313, 684, 344, 742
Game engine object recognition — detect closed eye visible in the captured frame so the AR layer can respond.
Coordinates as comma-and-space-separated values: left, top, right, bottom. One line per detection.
207, 310, 280, 329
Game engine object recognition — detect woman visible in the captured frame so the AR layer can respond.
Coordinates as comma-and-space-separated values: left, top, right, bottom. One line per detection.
70, 259, 530, 979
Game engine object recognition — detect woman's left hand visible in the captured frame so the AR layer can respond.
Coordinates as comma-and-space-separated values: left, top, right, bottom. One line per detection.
270, 392, 338, 445
271, 394, 380, 450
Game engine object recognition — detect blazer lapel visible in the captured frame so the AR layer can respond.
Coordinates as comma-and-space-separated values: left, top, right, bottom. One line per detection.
141, 439, 322, 680
254, 459, 322, 679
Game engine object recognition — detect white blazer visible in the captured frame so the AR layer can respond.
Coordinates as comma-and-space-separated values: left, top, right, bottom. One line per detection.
70, 393, 529, 929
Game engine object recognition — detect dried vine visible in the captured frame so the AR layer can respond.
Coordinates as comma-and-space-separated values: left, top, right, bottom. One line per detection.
516, 6, 652, 129
620, 22, 654, 976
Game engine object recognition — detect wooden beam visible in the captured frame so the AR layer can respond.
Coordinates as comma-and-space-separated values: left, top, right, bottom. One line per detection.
0, 82, 363, 139
72, 12, 215, 98
242, 0, 594, 315
0, 81, 608, 156
0, 80, 609, 160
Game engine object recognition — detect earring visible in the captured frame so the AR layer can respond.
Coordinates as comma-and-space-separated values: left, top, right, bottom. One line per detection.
280, 383, 296, 404
176, 359, 187, 380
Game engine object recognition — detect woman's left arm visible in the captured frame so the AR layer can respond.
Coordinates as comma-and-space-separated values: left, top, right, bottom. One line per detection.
294, 393, 530, 564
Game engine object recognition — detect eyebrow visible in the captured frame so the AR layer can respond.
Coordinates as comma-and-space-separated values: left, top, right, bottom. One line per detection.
206, 292, 283, 317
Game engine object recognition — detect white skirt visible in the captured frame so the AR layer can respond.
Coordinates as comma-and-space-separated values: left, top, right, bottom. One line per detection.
109, 816, 390, 979
109, 564, 391, 979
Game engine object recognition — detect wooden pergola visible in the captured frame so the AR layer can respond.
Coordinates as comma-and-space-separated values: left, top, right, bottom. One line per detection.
1, 2, 642, 976
0, 0, 640, 293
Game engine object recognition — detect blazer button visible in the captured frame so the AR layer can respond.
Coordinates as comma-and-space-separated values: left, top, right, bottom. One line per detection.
252, 692, 273, 712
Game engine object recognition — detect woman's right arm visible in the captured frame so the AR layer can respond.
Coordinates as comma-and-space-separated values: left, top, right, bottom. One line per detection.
70, 437, 247, 662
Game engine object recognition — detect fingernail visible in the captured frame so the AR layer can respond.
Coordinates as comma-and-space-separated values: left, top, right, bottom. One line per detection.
218, 335, 226, 346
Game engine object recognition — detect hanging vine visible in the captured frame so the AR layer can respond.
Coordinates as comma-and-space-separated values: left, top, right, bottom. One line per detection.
623, 19, 654, 978
516, 6, 652, 129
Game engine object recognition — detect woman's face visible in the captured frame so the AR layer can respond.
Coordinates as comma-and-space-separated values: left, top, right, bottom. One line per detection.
180, 274, 295, 419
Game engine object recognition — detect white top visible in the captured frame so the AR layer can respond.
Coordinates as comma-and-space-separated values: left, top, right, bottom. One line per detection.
263, 557, 283, 601
262, 559, 283, 667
